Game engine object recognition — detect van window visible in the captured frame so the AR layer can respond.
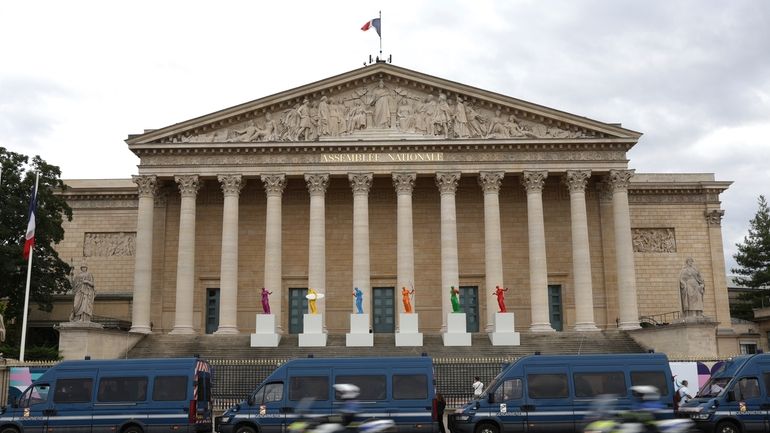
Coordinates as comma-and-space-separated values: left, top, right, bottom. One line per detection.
197, 373, 211, 402
54, 378, 93, 403
290, 376, 329, 401
19, 384, 50, 407
630, 371, 669, 396
335, 375, 387, 400
528, 374, 568, 399
393, 374, 428, 400
763, 373, 770, 394
254, 382, 284, 403
493, 379, 523, 402
153, 376, 188, 401
574, 372, 626, 397
736, 378, 761, 400
98, 377, 148, 402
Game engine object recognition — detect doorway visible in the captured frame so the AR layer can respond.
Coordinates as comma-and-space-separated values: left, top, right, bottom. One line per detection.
548, 284, 563, 331
205, 288, 220, 334
459, 286, 480, 332
372, 287, 395, 333
289, 288, 308, 334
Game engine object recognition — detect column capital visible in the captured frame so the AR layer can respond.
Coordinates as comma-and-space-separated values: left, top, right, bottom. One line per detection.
218, 174, 244, 196
261, 174, 287, 196
392, 172, 416, 194
349, 173, 373, 195
133, 175, 157, 198
705, 209, 725, 226
175, 175, 200, 197
436, 172, 460, 194
305, 173, 329, 196
479, 171, 504, 193
607, 169, 635, 192
521, 170, 548, 193
564, 170, 591, 193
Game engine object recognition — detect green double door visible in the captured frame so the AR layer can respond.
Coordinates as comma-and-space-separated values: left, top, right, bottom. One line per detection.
287, 287, 396, 333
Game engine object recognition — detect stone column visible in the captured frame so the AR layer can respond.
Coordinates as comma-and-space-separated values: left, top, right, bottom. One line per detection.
130, 175, 157, 334
436, 172, 461, 332
349, 173, 373, 314
608, 169, 641, 330
393, 173, 416, 313
305, 174, 329, 322
262, 174, 286, 333
522, 171, 554, 332
170, 175, 200, 334
215, 174, 244, 334
706, 209, 732, 331
565, 170, 599, 331
479, 171, 505, 333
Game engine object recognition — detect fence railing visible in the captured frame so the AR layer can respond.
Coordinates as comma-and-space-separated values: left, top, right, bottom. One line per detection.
639, 311, 681, 327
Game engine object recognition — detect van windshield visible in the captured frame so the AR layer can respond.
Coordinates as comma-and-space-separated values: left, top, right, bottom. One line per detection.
696, 377, 730, 398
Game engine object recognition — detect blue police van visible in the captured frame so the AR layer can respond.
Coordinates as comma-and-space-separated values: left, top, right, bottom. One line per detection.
0, 357, 213, 433
448, 353, 675, 433
678, 353, 770, 433
216, 356, 438, 433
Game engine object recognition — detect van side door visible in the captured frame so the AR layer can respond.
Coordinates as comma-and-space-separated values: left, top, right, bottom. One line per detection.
14, 383, 52, 433
524, 366, 574, 433
489, 378, 526, 433
287, 370, 332, 420
390, 368, 434, 432
92, 374, 151, 433
333, 369, 388, 424
50, 376, 95, 433
247, 381, 286, 433
571, 369, 628, 432
729, 377, 764, 433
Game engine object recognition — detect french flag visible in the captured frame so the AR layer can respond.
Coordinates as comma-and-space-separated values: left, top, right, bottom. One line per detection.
361, 18, 381, 37
23, 181, 38, 260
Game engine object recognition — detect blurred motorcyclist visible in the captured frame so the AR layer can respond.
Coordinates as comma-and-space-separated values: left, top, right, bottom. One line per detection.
334, 383, 361, 428
622, 385, 663, 432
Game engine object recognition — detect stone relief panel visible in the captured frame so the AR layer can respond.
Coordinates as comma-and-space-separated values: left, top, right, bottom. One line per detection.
632, 228, 676, 253
83, 232, 136, 257
164, 77, 593, 144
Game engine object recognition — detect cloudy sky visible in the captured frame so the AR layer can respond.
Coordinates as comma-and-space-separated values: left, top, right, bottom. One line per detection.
2, 0, 768, 271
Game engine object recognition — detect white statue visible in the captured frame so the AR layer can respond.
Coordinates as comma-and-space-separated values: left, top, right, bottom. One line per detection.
679, 257, 705, 317
70, 264, 96, 323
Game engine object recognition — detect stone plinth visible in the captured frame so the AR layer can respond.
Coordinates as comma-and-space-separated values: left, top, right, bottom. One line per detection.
346, 314, 373, 347
442, 313, 471, 346
489, 313, 521, 346
628, 318, 719, 358
396, 313, 423, 346
58, 322, 143, 360
298, 314, 327, 347
250, 314, 281, 347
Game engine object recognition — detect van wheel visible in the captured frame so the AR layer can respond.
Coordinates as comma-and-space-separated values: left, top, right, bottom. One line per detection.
475, 422, 499, 433
235, 426, 257, 433
121, 426, 144, 433
0, 426, 20, 433
716, 421, 740, 433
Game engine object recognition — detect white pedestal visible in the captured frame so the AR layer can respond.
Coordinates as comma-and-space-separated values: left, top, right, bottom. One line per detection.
250, 314, 281, 347
396, 313, 423, 346
346, 314, 373, 346
442, 313, 471, 346
299, 314, 327, 347
489, 312, 521, 346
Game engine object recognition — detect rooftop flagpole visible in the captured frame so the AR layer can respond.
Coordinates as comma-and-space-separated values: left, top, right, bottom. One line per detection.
20, 171, 39, 362
379, 10, 383, 58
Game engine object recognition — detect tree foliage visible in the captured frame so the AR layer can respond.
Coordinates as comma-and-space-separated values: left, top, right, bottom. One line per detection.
0, 147, 73, 345
731, 195, 770, 320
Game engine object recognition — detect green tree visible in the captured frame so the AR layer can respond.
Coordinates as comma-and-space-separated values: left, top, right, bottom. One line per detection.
731, 195, 770, 320
0, 147, 73, 348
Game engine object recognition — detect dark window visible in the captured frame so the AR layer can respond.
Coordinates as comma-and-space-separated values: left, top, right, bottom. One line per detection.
574, 372, 626, 397
54, 378, 93, 403
493, 379, 523, 402
290, 376, 329, 401
19, 384, 50, 407
736, 377, 761, 400
196, 373, 211, 402
335, 375, 387, 400
254, 383, 284, 403
393, 374, 428, 400
153, 376, 188, 401
97, 377, 148, 402
630, 371, 669, 396
527, 374, 568, 399
763, 373, 770, 395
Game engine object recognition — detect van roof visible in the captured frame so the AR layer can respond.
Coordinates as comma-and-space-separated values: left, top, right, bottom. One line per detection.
281, 356, 433, 367
46, 357, 208, 371
516, 353, 670, 363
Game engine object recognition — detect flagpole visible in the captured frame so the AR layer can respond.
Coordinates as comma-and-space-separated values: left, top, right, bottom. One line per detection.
379, 10, 382, 58
19, 171, 39, 362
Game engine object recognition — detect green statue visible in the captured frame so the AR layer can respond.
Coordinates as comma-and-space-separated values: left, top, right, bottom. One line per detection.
450, 286, 462, 313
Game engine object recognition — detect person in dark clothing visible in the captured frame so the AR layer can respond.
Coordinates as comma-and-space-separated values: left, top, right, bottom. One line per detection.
436, 393, 447, 433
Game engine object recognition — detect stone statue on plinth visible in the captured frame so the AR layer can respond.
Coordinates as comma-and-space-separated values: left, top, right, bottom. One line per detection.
679, 257, 705, 318
69, 264, 95, 323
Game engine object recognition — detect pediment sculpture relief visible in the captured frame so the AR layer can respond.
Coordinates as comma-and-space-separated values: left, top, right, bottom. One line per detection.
171, 79, 589, 143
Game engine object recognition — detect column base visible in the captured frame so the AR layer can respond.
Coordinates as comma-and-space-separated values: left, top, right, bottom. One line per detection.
214, 326, 239, 335
396, 313, 423, 346
169, 326, 196, 335
129, 325, 152, 334
346, 314, 373, 347
442, 313, 471, 346
299, 314, 327, 347
529, 322, 555, 332
619, 321, 642, 330
574, 322, 601, 332
488, 313, 521, 346
251, 314, 281, 347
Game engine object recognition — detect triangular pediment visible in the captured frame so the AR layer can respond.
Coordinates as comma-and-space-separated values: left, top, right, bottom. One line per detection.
127, 63, 641, 146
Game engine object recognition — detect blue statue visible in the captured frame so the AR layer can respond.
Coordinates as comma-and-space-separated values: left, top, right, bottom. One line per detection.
353, 287, 364, 314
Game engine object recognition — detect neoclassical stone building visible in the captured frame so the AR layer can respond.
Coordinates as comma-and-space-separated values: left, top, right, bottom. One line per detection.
48, 63, 737, 355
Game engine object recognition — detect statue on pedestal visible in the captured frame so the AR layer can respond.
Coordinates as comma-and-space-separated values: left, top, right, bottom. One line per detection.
450, 286, 462, 313
261, 288, 272, 314
306, 288, 324, 315
494, 285, 509, 313
679, 257, 705, 317
402, 286, 415, 313
353, 288, 364, 314
69, 264, 95, 323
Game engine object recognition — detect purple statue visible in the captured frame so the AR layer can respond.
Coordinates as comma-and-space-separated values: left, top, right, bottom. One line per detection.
261, 287, 273, 314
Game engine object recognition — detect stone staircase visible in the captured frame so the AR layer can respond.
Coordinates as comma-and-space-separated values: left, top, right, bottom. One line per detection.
127, 330, 646, 360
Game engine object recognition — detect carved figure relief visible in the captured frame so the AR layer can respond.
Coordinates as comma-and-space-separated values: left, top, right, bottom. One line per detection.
168, 77, 590, 144
84, 232, 136, 257
632, 228, 676, 253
